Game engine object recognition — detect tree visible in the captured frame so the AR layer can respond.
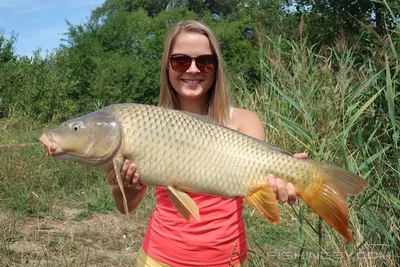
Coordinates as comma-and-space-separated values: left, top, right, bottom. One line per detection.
0, 30, 17, 63
292, 0, 400, 46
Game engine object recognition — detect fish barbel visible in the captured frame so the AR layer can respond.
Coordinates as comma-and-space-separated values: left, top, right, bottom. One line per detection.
39, 103, 368, 243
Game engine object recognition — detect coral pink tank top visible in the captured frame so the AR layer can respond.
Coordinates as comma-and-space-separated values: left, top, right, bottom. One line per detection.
142, 107, 247, 266
142, 189, 247, 266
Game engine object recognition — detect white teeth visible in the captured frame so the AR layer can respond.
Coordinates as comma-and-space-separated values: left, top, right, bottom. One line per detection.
183, 80, 201, 84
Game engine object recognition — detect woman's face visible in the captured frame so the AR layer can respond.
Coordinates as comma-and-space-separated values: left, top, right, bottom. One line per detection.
168, 32, 216, 103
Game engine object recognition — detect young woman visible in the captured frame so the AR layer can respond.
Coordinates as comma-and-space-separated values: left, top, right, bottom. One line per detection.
106, 20, 307, 267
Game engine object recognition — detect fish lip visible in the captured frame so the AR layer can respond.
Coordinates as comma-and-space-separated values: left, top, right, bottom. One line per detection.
39, 133, 65, 157
39, 133, 52, 156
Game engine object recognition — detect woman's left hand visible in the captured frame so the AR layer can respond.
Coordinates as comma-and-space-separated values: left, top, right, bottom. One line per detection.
268, 152, 308, 205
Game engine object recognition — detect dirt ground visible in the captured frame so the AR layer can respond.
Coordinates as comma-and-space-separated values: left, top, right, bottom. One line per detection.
0, 202, 148, 267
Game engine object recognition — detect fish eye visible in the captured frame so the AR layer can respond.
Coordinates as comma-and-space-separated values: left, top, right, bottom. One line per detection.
71, 122, 82, 131
69, 121, 84, 132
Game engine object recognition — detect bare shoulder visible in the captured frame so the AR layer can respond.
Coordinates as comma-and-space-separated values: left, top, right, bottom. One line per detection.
232, 108, 265, 141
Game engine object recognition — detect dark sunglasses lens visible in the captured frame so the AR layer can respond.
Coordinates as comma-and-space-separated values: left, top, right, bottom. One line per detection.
196, 55, 217, 72
170, 55, 191, 72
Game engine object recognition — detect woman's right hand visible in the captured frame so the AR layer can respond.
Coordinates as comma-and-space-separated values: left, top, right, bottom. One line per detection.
106, 159, 146, 213
106, 159, 142, 189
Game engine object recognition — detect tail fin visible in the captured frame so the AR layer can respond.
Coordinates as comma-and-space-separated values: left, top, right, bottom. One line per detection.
296, 161, 368, 243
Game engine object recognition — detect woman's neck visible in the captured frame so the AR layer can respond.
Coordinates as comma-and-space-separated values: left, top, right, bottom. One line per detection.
177, 95, 209, 115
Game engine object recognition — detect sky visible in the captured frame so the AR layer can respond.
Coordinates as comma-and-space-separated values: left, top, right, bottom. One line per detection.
0, 0, 104, 57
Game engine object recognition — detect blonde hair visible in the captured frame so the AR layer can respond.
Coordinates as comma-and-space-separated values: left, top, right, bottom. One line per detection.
158, 20, 231, 126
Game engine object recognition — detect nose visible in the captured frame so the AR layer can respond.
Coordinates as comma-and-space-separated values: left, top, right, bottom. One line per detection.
186, 58, 200, 73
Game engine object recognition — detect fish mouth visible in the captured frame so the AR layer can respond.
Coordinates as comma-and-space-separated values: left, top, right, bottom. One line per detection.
39, 133, 109, 165
39, 133, 65, 157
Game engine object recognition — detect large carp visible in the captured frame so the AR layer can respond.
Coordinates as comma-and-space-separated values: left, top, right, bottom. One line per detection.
39, 103, 368, 243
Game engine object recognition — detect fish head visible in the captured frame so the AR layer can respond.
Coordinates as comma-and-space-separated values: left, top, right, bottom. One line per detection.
39, 111, 121, 166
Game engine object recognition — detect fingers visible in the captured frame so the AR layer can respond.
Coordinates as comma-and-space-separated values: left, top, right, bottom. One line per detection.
275, 178, 288, 203
106, 159, 142, 189
267, 151, 304, 205
293, 152, 308, 159
268, 174, 276, 192
267, 174, 297, 205
120, 158, 131, 178
132, 173, 140, 184
124, 160, 137, 188
286, 183, 297, 205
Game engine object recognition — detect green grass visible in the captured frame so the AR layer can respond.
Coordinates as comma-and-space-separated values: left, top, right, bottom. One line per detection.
1, 28, 399, 266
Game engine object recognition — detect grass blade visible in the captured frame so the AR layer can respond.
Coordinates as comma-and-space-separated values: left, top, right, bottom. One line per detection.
385, 54, 397, 129
344, 87, 384, 135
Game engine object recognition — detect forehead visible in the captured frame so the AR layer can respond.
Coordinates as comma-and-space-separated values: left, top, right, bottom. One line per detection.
170, 32, 213, 56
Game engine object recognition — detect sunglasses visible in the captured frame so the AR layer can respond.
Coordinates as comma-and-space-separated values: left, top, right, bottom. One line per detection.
169, 54, 218, 73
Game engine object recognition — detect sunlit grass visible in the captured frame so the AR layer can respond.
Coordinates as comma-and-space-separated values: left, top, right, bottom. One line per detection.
1, 25, 399, 267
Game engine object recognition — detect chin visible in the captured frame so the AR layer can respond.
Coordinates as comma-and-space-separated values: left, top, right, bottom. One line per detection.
180, 86, 204, 95
183, 90, 207, 99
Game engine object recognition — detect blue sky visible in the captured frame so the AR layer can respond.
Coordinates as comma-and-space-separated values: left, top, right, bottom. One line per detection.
0, 0, 104, 57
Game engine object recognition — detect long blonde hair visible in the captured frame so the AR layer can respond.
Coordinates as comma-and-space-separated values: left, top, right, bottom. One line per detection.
158, 20, 231, 126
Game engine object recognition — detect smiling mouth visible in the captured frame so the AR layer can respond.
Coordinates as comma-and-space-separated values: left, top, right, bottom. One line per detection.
182, 79, 203, 84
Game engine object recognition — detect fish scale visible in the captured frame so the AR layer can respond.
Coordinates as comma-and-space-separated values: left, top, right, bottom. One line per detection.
114, 104, 312, 196
39, 103, 368, 243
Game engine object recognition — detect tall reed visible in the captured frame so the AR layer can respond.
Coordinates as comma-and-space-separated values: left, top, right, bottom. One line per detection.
233, 28, 399, 266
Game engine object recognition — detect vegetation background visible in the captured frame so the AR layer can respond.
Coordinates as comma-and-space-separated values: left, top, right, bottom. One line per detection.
0, 0, 399, 266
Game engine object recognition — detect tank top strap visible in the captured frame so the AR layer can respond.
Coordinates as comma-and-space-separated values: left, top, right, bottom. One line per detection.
229, 107, 235, 119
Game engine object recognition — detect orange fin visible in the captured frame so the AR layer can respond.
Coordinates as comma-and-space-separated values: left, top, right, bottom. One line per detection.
245, 184, 279, 224
297, 161, 369, 243
167, 185, 200, 221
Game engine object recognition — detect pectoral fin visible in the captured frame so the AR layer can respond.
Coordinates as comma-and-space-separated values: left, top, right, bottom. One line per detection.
113, 158, 129, 215
167, 185, 200, 221
244, 184, 280, 224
